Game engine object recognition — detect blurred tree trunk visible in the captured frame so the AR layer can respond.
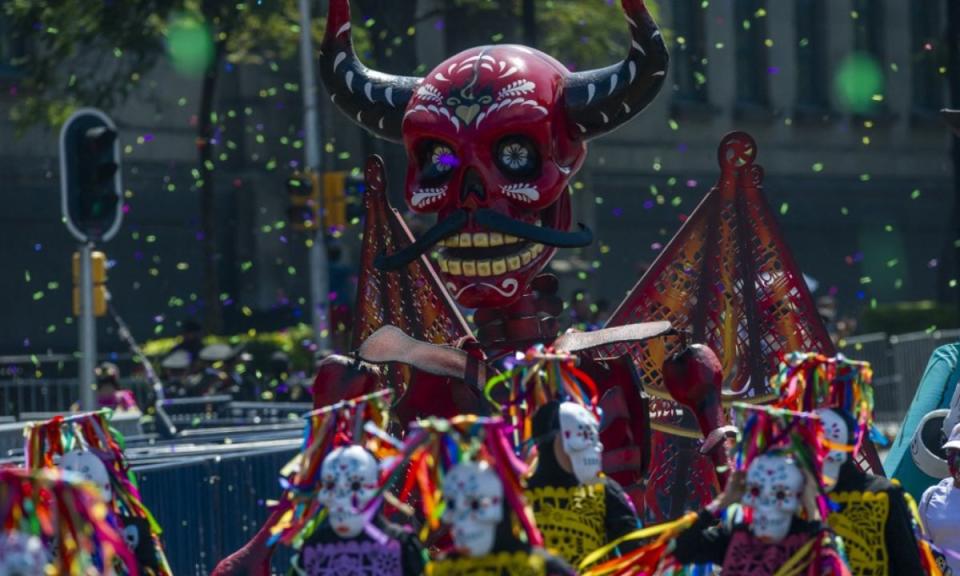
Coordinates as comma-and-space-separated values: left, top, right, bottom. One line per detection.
443, 0, 519, 54
522, 0, 537, 48
199, 42, 225, 335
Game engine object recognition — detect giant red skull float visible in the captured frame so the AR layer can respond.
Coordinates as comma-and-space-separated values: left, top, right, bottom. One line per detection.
320, 0, 668, 308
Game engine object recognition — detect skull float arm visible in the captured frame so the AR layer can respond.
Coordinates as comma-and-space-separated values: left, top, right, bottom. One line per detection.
661, 337, 737, 490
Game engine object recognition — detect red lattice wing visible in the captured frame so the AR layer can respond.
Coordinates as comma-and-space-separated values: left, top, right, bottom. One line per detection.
351, 156, 474, 392
601, 132, 835, 405
595, 133, 848, 520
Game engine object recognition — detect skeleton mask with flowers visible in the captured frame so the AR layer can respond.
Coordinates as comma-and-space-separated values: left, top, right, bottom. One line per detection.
815, 409, 850, 490
558, 402, 603, 484
317, 446, 379, 539
320, 0, 668, 309
742, 453, 804, 543
0, 531, 49, 576
58, 450, 112, 502
443, 461, 504, 557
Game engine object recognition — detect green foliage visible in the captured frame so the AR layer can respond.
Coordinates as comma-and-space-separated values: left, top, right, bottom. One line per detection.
857, 300, 960, 335
2, 0, 333, 131
447, 0, 661, 69
537, 0, 656, 70
142, 324, 317, 370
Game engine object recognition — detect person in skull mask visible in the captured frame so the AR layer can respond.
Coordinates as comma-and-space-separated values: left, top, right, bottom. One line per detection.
815, 407, 925, 575
290, 444, 425, 576
920, 423, 960, 576
0, 531, 49, 576
671, 448, 851, 575
58, 449, 168, 575
525, 400, 640, 567
429, 457, 575, 576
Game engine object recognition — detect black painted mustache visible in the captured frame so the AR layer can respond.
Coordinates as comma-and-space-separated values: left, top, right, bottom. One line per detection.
374, 208, 594, 271
375, 209, 468, 271
474, 209, 594, 248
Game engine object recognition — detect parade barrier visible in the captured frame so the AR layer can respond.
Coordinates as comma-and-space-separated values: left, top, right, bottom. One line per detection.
0, 410, 143, 457
840, 329, 960, 425
134, 445, 298, 575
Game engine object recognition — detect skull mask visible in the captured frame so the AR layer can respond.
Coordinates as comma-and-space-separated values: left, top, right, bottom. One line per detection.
559, 402, 603, 484
317, 446, 379, 539
742, 453, 804, 543
0, 531, 48, 576
320, 0, 668, 309
815, 408, 850, 490
59, 450, 112, 502
442, 461, 504, 557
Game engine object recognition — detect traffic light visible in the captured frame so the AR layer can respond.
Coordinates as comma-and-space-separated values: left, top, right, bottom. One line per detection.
72, 251, 108, 317
60, 109, 123, 242
287, 171, 320, 232
322, 171, 365, 230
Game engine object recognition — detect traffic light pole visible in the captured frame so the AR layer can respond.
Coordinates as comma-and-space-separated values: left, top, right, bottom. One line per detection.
78, 242, 97, 411
299, 0, 331, 352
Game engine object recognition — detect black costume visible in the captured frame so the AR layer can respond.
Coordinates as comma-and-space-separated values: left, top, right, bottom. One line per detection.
525, 401, 641, 567
827, 460, 925, 576
426, 511, 575, 576
673, 510, 845, 575
291, 515, 425, 576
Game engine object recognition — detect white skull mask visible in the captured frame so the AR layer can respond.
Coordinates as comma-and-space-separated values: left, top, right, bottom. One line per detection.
742, 453, 804, 542
317, 446, 379, 539
816, 409, 850, 491
0, 531, 49, 576
443, 461, 504, 557
558, 402, 603, 484
59, 450, 112, 502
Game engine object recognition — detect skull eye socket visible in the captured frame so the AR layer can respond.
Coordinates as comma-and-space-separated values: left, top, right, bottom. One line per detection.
748, 485, 761, 498
494, 136, 540, 180
419, 140, 458, 186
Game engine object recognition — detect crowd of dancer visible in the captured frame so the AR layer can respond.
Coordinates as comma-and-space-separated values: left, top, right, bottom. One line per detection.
5, 347, 956, 575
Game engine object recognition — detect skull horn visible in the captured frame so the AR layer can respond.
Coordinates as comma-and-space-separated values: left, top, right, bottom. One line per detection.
564, 0, 668, 140
320, 0, 422, 142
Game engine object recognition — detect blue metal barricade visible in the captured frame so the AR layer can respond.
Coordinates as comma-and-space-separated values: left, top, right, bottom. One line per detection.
135, 447, 298, 575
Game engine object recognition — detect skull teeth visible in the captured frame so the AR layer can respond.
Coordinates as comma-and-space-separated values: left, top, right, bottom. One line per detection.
443, 232, 522, 248
435, 244, 544, 276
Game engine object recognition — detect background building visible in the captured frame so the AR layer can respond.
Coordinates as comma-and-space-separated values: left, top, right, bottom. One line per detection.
0, 0, 955, 355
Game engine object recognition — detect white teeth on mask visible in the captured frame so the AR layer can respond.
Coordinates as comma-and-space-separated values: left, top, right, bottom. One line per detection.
489, 233, 504, 246
504, 235, 519, 244
459, 233, 472, 247
473, 233, 489, 247
436, 243, 544, 277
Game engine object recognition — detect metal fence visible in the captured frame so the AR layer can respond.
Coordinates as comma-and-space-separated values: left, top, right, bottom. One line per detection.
5, 329, 959, 427
839, 329, 960, 425
0, 377, 155, 417
135, 446, 298, 575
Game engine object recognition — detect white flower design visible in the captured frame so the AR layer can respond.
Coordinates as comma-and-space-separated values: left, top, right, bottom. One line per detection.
432, 145, 455, 173
501, 143, 529, 170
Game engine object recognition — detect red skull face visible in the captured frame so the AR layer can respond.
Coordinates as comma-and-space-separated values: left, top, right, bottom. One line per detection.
402, 46, 585, 308
320, 0, 668, 310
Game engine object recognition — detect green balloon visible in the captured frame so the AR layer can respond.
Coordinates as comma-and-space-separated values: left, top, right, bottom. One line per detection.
834, 53, 884, 114
167, 14, 214, 76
